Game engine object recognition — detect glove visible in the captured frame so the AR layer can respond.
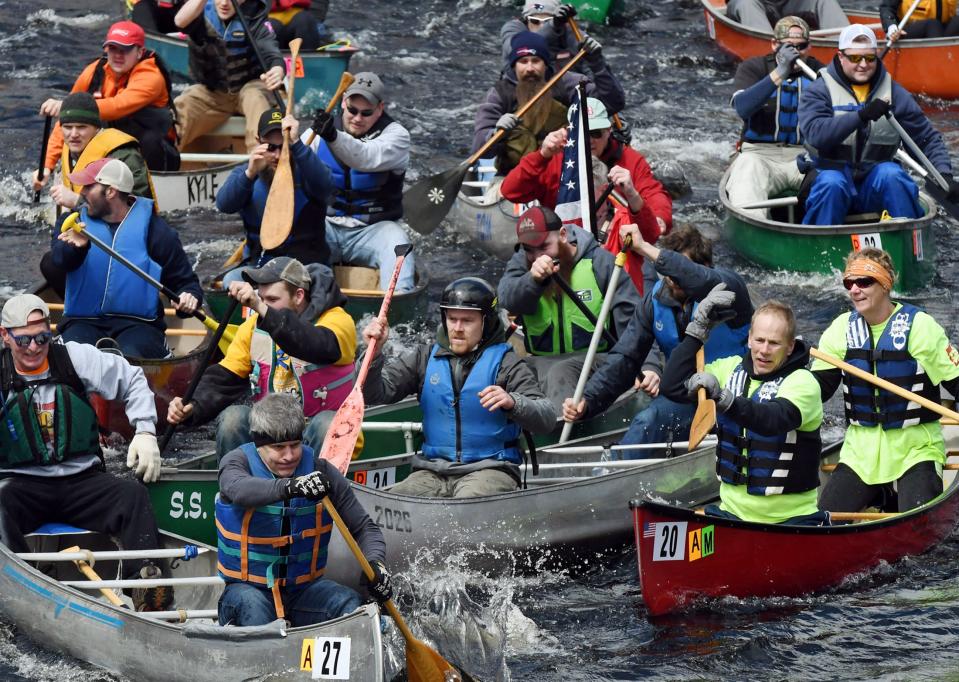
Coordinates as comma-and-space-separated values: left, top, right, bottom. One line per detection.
580, 34, 602, 56
312, 109, 337, 143
127, 433, 162, 483
684, 283, 737, 342
773, 44, 801, 80
285, 470, 332, 501
554, 3, 577, 25
495, 113, 520, 132
362, 560, 393, 603
685, 373, 735, 412
858, 98, 891, 123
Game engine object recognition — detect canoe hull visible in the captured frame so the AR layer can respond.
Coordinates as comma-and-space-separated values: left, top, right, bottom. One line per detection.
449, 185, 532, 261
152, 162, 242, 212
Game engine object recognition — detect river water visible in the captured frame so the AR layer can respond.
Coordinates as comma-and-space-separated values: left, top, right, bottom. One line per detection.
2, 0, 959, 679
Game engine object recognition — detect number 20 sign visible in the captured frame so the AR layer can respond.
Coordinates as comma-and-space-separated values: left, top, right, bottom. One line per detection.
652, 522, 688, 561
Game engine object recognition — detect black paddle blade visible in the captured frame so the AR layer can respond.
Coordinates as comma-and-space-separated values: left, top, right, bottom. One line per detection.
924, 179, 959, 221
402, 163, 470, 235
394, 243, 414, 257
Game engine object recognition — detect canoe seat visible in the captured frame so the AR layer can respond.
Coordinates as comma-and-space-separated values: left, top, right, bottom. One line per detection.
27, 523, 93, 536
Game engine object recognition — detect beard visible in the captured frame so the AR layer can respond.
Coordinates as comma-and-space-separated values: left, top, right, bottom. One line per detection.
515, 77, 554, 135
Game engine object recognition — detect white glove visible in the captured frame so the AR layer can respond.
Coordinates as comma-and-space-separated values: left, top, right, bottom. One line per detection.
495, 113, 520, 132
127, 433, 161, 483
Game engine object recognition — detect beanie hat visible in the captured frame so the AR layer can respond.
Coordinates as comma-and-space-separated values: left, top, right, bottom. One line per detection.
59, 92, 101, 127
509, 30, 553, 69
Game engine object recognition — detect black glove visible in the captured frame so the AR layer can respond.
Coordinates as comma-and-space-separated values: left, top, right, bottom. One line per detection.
285, 470, 332, 501
858, 98, 890, 123
554, 3, 577, 26
946, 177, 959, 203
362, 560, 393, 603
312, 109, 337, 142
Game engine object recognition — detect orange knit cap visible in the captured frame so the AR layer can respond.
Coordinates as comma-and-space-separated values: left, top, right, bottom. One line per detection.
843, 257, 894, 291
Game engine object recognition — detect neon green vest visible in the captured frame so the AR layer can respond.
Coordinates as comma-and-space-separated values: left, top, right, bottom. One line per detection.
522, 259, 608, 355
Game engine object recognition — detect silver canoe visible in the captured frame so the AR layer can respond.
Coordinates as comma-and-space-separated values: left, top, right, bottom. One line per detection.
152, 158, 244, 212
449, 175, 532, 261
0, 533, 384, 681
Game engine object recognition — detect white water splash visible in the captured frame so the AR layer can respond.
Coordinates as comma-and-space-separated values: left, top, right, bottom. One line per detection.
25, 9, 111, 29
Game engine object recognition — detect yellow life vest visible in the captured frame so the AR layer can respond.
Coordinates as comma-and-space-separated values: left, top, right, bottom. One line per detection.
61, 129, 159, 210
900, 0, 957, 23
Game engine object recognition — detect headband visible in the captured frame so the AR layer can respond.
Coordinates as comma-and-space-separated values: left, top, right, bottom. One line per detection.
843, 258, 894, 291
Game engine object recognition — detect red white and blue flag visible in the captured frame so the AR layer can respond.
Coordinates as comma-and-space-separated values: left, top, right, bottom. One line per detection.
554, 87, 593, 229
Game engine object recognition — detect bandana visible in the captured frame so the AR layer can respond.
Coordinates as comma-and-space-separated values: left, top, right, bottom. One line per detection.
843, 258, 894, 291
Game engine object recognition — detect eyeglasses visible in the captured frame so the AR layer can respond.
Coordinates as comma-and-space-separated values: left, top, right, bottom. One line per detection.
842, 277, 877, 290
6, 330, 53, 347
781, 40, 810, 50
527, 16, 552, 26
842, 52, 878, 64
346, 105, 376, 117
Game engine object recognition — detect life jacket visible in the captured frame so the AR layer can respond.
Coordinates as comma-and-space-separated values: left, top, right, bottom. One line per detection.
248, 325, 355, 417
61, 128, 139, 193
64, 198, 163, 321
521, 259, 607, 355
215, 443, 332, 619
715, 362, 822, 495
86, 51, 179, 142
0, 344, 102, 468
804, 69, 900, 171
314, 113, 405, 223
842, 304, 941, 429
420, 343, 522, 465
246, 172, 330, 264
650, 280, 750, 362
901, 0, 957, 23
741, 55, 815, 145
190, 1, 268, 93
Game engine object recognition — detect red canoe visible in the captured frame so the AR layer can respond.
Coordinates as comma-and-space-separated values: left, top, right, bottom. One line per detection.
702, 0, 959, 99
630, 474, 959, 616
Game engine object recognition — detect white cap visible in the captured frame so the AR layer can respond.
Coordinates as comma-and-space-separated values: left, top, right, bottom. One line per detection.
838, 24, 878, 50
1, 294, 50, 328
523, 0, 560, 17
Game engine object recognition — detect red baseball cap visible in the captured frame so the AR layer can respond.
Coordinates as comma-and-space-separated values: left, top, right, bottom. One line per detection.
516, 206, 562, 247
103, 21, 145, 48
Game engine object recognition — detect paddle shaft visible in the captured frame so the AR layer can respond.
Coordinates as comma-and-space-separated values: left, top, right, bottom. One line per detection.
34, 115, 52, 203
228, 0, 285, 110
567, 18, 625, 130
810, 347, 959, 422
158, 296, 241, 454
688, 345, 716, 450
884, 113, 951, 191
550, 271, 617, 347
305, 71, 355, 146
64, 545, 125, 607
881, 0, 923, 57
355, 248, 410, 389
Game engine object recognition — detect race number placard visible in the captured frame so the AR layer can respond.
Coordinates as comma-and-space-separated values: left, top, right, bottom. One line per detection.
301, 637, 351, 679
651, 521, 687, 561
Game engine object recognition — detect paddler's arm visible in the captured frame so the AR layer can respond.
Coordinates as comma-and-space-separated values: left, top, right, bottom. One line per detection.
148, 214, 204, 317
495, 249, 550, 316
50, 212, 90, 272
256, 306, 349, 365
659, 334, 702, 405
218, 449, 289, 507
289, 136, 333, 202
730, 57, 779, 119
497, 353, 555, 434
361, 319, 429, 405
797, 79, 862, 151
174, 0, 205, 30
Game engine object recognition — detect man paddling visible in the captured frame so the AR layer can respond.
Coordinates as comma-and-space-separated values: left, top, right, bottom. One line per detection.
0, 294, 172, 611
499, 1, 580, 72
166, 257, 357, 460
362, 277, 555, 498
217, 393, 390, 626
660, 296, 827, 525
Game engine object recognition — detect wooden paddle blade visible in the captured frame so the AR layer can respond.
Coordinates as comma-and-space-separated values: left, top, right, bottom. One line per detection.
320, 386, 364, 474
402, 163, 470, 235
259, 143, 295, 250
406, 638, 461, 682
688, 347, 715, 450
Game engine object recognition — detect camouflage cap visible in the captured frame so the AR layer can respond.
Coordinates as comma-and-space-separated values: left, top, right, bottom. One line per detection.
774, 15, 810, 40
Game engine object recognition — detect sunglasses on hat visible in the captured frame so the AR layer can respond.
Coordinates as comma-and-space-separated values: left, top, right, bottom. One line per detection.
842, 276, 877, 290
346, 105, 376, 117
6, 330, 53, 347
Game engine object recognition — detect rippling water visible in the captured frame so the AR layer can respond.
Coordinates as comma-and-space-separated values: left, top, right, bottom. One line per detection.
2, 0, 959, 679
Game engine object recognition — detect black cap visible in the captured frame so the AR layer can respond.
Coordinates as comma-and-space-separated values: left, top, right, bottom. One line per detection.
258, 108, 284, 137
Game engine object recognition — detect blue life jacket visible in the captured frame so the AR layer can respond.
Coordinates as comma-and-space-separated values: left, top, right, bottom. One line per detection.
650, 280, 749, 362
64, 198, 162, 320
842, 304, 940, 429
314, 113, 404, 223
716, 363, 821, 495
742, 71, 813, 145
215, 443, 332, 618
246, 173, 330, 265
420, 343, 522, 465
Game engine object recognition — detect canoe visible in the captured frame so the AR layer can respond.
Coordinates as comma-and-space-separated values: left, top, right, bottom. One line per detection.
145, 30, 358, 109
33, 281, 213, 440
2, 531, 383, 680
719, 166, 937, 292
450, 173, 533, 261
630, 453, 959, 616
701, 0, 959, 99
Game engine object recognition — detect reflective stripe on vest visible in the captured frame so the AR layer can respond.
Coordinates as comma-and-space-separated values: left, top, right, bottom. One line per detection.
901, 0, 957, 22
842, 304, 940, 429
64, 198, 162, 320
215, 443, 332, 619
742, 73, 813, 145
522, 259, 606, 355
715, 364, 822, 495
420, 343, 522, 465
248, 325, 356, 417
650, 280, 750, 362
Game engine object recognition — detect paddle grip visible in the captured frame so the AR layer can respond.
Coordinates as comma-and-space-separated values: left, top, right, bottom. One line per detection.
34, 115, 52, 204
567, 18, 625, 130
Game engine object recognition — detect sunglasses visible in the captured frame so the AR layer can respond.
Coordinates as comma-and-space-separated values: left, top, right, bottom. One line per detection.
782, 40, 810, 50
346, 105, 376, 117
842, 276, 877, 290
842, 52, 878, 64
589, 129, 607, 139
6, 330, 53, 347
527, 16, 552, 26
263, 142, 282, 152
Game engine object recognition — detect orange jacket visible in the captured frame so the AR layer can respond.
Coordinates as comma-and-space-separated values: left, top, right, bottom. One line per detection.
45, 54, 170, 171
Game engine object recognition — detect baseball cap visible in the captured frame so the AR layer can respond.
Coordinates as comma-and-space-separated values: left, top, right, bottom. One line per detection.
773, 16, 810, 40
1, 294, 50, 328
68, 158, 135, 193
569, 97, 612, 131
258, 108, 284, 137
343, 72, 385, 106
838, 24, 878, 50
242, 257, 312, 290
103, 21, 145, 48
516, 206, 562, 247
523, 0, 560, 17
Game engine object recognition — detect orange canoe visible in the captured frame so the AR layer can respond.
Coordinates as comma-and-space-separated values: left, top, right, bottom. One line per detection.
702, 0, 959, 99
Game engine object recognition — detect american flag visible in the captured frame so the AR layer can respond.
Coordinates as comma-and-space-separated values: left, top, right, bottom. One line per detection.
554, 86, 594, 231
642, 522, 656, 538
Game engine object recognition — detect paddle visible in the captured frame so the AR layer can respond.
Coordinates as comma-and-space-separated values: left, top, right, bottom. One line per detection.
810, 347, 959, 423
883, 113, 959, 221
550, 271, 618, 348
880, 0, 923, 58
34, 115, 52, 204
559, 236, 630, 443
157, 295, 241, 455
259, 38, 302, 251
321, 497, 461, 682
304, 70, 355, 147
687, 346, 716, 450
320, 244, 413, 473
402, 49, 588, 235
64, 545, 126, 608
228, 0, 285, 110
61, 212, 234, 344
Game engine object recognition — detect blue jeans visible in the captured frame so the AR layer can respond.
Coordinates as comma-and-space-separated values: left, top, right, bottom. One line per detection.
802, 162, 922, 225
218, 579, 362, 627
325, 219, 415, 292
59, 317, 169, 359
618, 396, 696, 458
215, 404, 334, 460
